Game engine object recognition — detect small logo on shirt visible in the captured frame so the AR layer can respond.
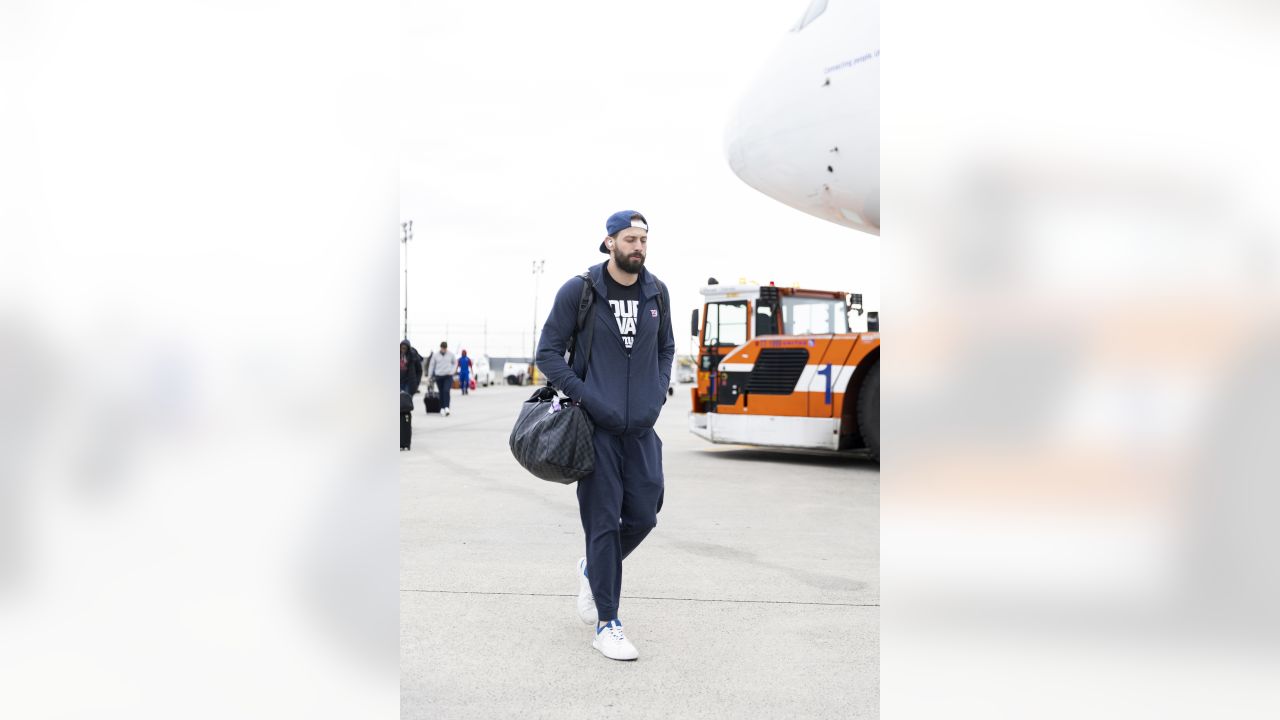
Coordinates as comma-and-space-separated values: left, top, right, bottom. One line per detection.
650, 309, 658, 317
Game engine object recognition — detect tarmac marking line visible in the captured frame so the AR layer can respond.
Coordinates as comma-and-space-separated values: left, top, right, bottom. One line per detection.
401, 588, 877, 607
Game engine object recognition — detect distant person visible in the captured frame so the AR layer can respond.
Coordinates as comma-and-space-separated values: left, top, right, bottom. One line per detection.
536, 210, 674, 661
426, 341, 458, 417
400, 339, 423, 395
457, 349, 473, 395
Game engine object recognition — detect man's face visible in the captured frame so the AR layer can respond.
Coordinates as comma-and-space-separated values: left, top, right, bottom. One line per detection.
439, 345, 447, 354
610, 227, 648, 274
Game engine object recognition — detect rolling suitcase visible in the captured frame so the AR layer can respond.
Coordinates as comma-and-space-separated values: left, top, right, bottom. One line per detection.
423, 385, 441, 414
400, 391, 413, 450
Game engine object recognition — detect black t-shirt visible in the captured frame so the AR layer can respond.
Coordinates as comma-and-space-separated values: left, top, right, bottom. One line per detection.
604, 268, 641, 354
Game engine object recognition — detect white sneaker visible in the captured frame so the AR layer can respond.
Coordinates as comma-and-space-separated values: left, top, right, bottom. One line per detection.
576, 557, 597, 624
442, 407, 451, 416
592, 619, 638, 661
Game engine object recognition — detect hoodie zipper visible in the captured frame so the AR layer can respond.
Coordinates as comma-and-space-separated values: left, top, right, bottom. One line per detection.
622, 291, 652, 434
596, 267, 652, 433
623, 291, 657, 434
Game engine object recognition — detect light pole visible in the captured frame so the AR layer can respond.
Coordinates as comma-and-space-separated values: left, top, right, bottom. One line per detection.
531, 259, 545, 384
401, 220, 413, 340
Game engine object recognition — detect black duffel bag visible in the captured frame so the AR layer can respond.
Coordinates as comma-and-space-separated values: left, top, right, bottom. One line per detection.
510, 272, 599, 483
509, 386, 594, 483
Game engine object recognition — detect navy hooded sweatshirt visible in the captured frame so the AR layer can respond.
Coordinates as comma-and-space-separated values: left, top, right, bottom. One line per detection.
536, 261, 675, 436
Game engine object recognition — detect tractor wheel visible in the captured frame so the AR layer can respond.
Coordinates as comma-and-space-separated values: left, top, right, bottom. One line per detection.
856, 360, 880, 462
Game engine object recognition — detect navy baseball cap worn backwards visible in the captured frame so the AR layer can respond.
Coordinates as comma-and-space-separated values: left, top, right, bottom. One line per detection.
600, 210, 648, 253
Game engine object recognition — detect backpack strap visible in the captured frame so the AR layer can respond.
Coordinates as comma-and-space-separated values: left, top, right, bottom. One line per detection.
654, 279, 666, 333
545, 272, 595, 392
573, 272, 594, 342
568, 272, 595, 380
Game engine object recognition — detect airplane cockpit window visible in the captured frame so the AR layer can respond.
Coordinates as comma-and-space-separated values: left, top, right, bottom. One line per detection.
791, 0, 828, 32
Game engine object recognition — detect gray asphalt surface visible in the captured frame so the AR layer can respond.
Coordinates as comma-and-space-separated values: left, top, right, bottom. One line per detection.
401, 382, 879, 719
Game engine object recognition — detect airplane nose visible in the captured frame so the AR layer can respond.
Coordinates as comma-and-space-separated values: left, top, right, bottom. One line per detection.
723, 1, 879, 235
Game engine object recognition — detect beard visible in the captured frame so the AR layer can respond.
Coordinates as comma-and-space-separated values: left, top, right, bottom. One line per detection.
612, 247, 646, 274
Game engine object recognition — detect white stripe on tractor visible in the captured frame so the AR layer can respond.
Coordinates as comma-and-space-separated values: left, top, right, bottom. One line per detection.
718, 362, 754, 373
794, 365, 858, 393
833, 364, 858, 394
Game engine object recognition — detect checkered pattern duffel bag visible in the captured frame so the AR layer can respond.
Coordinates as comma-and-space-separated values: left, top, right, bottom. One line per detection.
509, 386, 595, 483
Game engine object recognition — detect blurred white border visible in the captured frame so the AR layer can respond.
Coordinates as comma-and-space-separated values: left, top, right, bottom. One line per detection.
885, 1, 1280, 717
1, 2, 398, 717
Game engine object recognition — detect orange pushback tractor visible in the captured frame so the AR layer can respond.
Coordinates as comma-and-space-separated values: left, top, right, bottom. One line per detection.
688, 281, 880, 461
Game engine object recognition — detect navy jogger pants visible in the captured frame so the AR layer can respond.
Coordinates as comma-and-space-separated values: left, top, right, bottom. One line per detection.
434, 376, 452, 409
577, 426, 664, 622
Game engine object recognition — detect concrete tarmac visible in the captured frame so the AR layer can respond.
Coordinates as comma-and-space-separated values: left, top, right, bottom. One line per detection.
401, 383, 879, 719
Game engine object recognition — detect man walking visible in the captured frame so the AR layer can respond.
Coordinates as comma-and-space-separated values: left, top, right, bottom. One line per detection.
536, 210, 674, 661
426, 341, 458, 417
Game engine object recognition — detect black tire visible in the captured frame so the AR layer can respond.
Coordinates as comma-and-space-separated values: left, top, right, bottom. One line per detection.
856, 360, 880, 462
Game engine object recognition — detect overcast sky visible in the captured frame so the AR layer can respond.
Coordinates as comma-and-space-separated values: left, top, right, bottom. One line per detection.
400, 0, 880, 358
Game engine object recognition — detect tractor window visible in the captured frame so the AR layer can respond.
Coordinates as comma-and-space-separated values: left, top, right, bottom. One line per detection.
703, 301, 748, 347
782, 297, 849, 335
755, 304, 778, 336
